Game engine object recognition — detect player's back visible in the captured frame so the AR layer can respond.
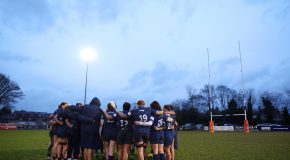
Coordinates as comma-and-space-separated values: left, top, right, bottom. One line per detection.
131, 106, 152, 131
103, 109, 118, 129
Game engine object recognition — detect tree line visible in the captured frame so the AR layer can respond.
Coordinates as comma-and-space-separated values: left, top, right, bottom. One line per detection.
0, 73, 24, 114
171, 85, 290, 126
1, 72, 290, 126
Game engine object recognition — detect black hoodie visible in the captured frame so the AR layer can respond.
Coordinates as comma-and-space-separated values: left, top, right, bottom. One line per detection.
80, 97, 103, 124
89, 97, 101, 107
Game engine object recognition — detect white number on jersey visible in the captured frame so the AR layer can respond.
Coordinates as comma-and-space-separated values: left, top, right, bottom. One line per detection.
139, 114, 148, 122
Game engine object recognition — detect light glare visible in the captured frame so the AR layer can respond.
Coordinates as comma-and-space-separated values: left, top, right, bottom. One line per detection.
80, 47, 97, 62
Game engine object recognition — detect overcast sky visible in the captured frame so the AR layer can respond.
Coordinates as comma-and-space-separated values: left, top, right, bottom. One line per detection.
0, 0, 289, 112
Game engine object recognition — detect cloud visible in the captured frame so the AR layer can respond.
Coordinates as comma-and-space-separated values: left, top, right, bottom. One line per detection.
0, 0, 289, 111
277, 3, 290, 20
123, 62, 190, 103
124, 62, 190, 91
0, 0, 55, 33
255, 0, 290, 22
210, 57, 241, 87
0, 51, 34, 63
125, 70, 150, 90
150, 62, 189, 87
272, 58, 290, 89
213, 57, 240, 70
170, 0, 196, 22
245, 67, 271, 84
244, 0, 271, 5
64, 0, 121, 25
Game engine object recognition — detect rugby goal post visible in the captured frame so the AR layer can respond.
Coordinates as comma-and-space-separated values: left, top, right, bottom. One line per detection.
208, 42, 249, 133
209, 110, 249, 133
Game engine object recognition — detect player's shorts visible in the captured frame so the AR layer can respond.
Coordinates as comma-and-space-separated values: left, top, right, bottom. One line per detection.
103, 128, 117, 142
133, 129, 150, 144
57, 125, 68, 138
50, 125, 58, 137
117, 130, 133, 145
172, 130, 177, 138
150, 130, 164, 144
164, 130, 173, 148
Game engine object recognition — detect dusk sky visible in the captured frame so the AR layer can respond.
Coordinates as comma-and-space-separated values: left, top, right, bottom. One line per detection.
0, 0, 289, 112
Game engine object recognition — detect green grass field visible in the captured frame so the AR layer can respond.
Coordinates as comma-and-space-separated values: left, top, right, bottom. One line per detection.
0, 130, 290, 160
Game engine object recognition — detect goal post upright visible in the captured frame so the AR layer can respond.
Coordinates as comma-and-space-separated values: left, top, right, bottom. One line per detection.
207, 48, 214, 133
239, 41, 250, 133
206, 43, 250, 133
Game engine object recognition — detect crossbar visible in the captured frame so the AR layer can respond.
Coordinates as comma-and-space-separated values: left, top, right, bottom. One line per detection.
212, 114, 246, 117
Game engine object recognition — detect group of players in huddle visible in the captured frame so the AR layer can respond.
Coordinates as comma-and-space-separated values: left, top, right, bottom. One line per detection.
48, 97, 178, 160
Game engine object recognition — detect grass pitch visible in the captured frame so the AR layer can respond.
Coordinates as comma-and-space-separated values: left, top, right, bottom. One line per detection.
175, 131, 290, 160
0, 130, 290, 160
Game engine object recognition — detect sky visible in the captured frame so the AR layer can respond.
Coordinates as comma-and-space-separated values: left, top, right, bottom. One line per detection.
0, 0, 289, 112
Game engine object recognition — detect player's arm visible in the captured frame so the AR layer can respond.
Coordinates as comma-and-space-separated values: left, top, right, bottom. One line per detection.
65, 119, 73, 128
48, 119, 57, 125
53, 114, 63, 125
166, 117, 174, 122
47, 114, 54, 124
165, 114, 174, 122
99, 118, 104, 137
174, 121, 178, 128
103, 111, 113, 120
58, 109, 87, 123
135, 116, 154, 126
67, 105, 83, 112
135, 121, 153, 126
117, 111, 131, 118
76, 113, 95, 123
166, 110, 176, 115
151, 109, 163, 115
48, 114, 54, 120
117, 112, 127, 118
154, 126, 163, 131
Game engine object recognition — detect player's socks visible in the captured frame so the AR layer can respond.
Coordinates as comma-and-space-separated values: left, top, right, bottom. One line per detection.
108, 155, 114, 160
159, 153, 165, 160
153, 154, 158, 160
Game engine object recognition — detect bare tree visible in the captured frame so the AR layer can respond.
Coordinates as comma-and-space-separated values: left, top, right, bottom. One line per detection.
186, 86, 204, 111
172, 99, 187, 110
261, 96, 275, 122
235, 88, 257, 109
199, 84, 217, 112
260, 91, 283, 110
0, 73, 24, 109
284, 88, 290, 107
186, 86, 197, 108
246, 89, 256, 107
216, 85, 237, 111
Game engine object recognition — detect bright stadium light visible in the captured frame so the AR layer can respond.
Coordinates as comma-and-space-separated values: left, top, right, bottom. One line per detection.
80, 47, 97, 62
79, 47, 97, 105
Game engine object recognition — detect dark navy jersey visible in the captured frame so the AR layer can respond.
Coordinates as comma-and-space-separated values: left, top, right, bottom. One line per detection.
103, 109, 118, 129
53, 108, 61, 115
68, 117, 80, 130
131, 106, 155, 132
152, 113, 164, 129
56, 109, 66, 123
164, 113, 174, 130
171, 114, 177, 130
117, 110, 133, 131
80, 105, 103, 135
171, 114, 176, 121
